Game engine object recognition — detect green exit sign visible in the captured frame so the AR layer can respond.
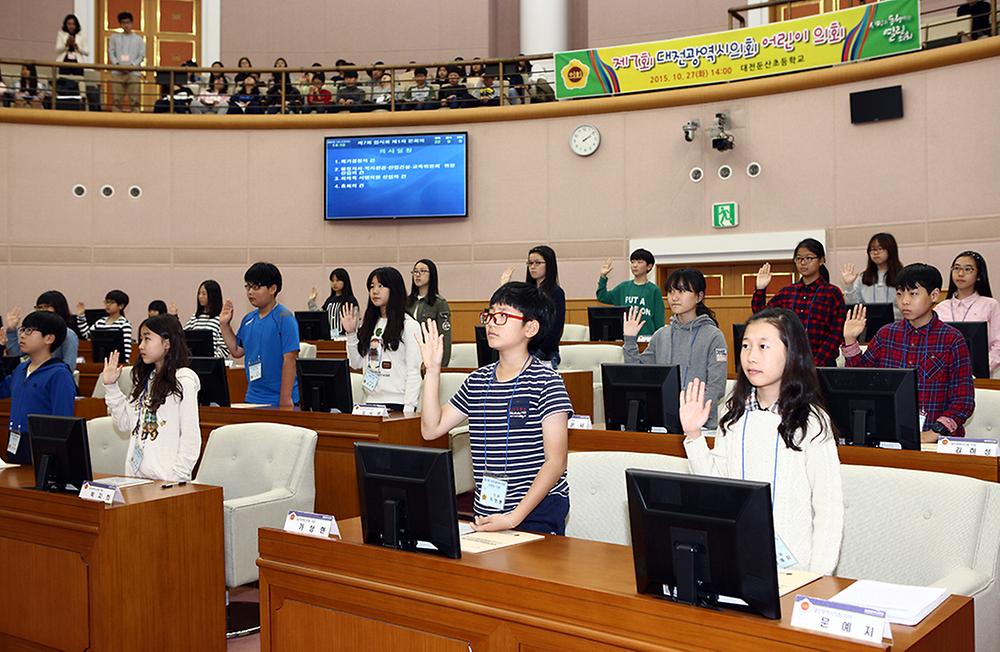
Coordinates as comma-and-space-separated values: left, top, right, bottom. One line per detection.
712, 202, 739, 229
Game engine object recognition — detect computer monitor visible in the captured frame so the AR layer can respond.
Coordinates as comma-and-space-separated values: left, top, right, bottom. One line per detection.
295, 311, 331, 341
84, 308, 107, 328
90, 329, 126, 363
188, 356, 231, 407
354, 442, 461, 559
817, 367, 920, 450
183, 329, 215, 358
602, 363, 682, 433
27, 415, 93, 492
945, 321, 990, 379
626, 468, 781, 620
588, 306, 627, 342
732, 323, 746, 374
297, 358, 353, 413
475, 325, 499, 368
846, 302, 895, 343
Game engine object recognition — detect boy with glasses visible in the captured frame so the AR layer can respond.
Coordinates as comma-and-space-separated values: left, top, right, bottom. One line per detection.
1, 311, 76, 464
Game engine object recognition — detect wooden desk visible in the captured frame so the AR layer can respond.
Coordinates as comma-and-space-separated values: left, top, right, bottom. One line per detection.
256, 519, 972, 651
441, 368, 594, 418
0, 466, 225, 651
568, 428, 1000, 483
303, 339, 347, 359
76, 363, 248, 404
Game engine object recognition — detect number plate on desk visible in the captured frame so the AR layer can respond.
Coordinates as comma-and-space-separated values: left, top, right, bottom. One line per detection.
283, 510, 339, 538
937, 437, 999, 457
791, 596, 890, 644
568, 415, 592, 430
352, 404, 389, 417
79, 481, 124, 505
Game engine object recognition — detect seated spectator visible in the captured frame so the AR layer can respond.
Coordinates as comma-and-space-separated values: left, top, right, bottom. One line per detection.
13, 64, 48, 109
304, 72, 332, 113
438, 70, 472, 109
371, 72, 397, 108
452, 57, 468, 81
0, 73, 8, 107
366, 61, 385, 91
433, 65, 449, 86
226, 75, 263, 114
401, 67, 437, 110
510, 57, 532, 102
233, 56, 255, 85
195, 76, 229, 114
298, 63, 323, 96
205, 60, 227, 90
264, 57, 302, 114
466, 58, 485, 88
957, 0, 992, 39
472, 69, 518, 106
330, 59, 348, 85
152, 79, 195, 113
333, 69, 367, 112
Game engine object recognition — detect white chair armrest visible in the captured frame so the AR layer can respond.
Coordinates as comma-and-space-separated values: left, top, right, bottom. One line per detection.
930, 567, 992, 597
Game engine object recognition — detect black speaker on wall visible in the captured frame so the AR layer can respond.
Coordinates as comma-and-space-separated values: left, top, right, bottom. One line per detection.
850, 85, 903, 124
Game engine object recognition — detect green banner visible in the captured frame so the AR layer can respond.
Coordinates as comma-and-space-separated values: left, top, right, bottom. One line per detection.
556, 0, 921, 99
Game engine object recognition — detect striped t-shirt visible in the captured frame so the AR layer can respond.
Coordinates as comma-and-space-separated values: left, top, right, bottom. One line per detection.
183, 314, 229, 358
77, 314, 133, 358
450, 358, 573, 516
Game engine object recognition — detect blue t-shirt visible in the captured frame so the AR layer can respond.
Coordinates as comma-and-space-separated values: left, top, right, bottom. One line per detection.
450, 358, 573, 516
236, 303, 300, 405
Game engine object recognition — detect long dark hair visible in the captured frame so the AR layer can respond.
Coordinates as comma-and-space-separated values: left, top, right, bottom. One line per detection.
795, 238, 830, 283
195, 280, 223, 317
947, 251, 993, 299
130, 315, 191, 412
20, 64, 39, 93
525, 245, 560, 294
408, 259, 440, 305
357, 267, 409, 354
861, 232, 903, 287
328, 268, 356, 304
61, 14, 81, 34
720, 308, 833, 451
665, 269, 717, 325
35, 290, 77, 335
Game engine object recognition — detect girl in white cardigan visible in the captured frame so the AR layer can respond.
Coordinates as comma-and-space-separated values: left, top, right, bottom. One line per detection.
102, 315, 202, 482
680, 307, 844, 575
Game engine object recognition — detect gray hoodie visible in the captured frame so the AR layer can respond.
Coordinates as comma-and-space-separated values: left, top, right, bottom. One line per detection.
623, 313, 728, 429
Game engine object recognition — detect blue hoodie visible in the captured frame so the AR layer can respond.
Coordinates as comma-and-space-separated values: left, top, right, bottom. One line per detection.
1, 358, 76, 464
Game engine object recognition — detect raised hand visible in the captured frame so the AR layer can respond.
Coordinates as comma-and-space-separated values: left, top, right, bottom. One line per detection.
102, 350, 122, 385
76, 301, 87, 316
419, 319, 445, 372
219, 299, 234, 326
499, 268, 514, 285
841, 263, 859, 287
844, 304, 867, 344
308, 287, 318, 303
340, 303, 359, 334
622, 305, 646, 338
600, 257, 614, 277
168, 302, 178, 316
4, 307, 22, 332
755, 263, 772, 291
679, 379, 713, 438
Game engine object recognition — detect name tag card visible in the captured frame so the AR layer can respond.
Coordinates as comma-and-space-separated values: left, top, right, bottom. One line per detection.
937, 437, 999, 457
568, 415, 593, 430
283, 510, 339, 538
79, 481, 124, 505
352, 403, 390, 417
790, 596, 890, 644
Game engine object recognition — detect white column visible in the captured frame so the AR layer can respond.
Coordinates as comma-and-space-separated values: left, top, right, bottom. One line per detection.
75, 0, 95, 62
747, 6, 769, 28
519, 0, 570, 54
201, 0, 221, 65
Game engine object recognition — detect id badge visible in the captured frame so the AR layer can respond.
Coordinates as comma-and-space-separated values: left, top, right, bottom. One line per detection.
478, 475, 508, 511
775, 534, 798, 570
248, 360, 263, 382
362, 366, 380, 392
7, 431, 20, 455
127, 444, 144, 476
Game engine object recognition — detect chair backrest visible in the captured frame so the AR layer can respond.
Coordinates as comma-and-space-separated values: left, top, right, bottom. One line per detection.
565, 451, 691, 545
561, 323, 590, 342
91, 366, 134, 398
298, 342, 317, 359
194, 423, 317, 504
86, 416, 131, 475
439, 371, 470, 404
448, 343, 478, 369
350, 372, 363, 404
964, 387, 1000, 438
558, 344, 624, 378
837, 465, 1000, 587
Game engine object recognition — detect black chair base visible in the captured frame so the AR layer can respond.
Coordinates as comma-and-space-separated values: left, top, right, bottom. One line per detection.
226, 600, 260, 639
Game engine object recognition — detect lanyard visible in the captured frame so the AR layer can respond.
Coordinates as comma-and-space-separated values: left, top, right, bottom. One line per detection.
960, 297, 977, 322
482, 355, 532, 476
741, 411, 781, 505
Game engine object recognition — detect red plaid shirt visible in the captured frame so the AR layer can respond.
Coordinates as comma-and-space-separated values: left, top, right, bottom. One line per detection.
752, 278, 845, 367
843, 313, 975, 436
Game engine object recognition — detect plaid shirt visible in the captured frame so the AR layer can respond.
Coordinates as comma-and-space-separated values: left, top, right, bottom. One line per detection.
752, 278, 845, 367
843, 313, 975, 436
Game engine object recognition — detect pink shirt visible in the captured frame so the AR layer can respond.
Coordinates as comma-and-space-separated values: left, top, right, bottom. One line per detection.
935, 292, 1000, 374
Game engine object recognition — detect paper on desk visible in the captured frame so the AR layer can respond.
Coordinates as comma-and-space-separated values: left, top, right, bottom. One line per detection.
97, 476, 154, 488
920, 443, 938, 453
231, 403, 271, 409
460, 529, 544, 554
831, 580, 949, 626
459, 522, 475, 536
778, 569, 822, 596
0, 460, 18, 469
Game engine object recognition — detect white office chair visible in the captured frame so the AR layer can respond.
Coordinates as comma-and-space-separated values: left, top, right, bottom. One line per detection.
298, 342, 317, 359
448, 342, 478, 368
439, 371, 473, 494
193, 422, 317, 637
86, 416, 129, 475
559, 344, 624, 424
561, 323, 590, 342
965, 387, 1000, 437
91, 366, 134, 399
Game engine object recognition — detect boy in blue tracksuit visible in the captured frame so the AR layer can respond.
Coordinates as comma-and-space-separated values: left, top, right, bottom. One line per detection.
1, 311, 77, 464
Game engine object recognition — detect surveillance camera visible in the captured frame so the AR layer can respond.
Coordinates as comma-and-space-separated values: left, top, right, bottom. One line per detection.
682, 119, 700, 143
712, 135, 735, 152
689, 167, 704, 183
100, 185, 114, 198
747, 161, 762, 178
72, 184, 87, 198
128, 185, 142, 199
718, 165, 733, 180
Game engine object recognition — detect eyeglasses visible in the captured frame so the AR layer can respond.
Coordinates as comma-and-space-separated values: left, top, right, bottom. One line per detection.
17, 327, 39, 336
868, 247, 886, 254
479, 310, 525, 326
793, 256, 818, 264
411, 269, 430, 276
244, 283, 262, 291
952, 265, 976, 275
526, 259, 545, 267
33, 304, 51, 311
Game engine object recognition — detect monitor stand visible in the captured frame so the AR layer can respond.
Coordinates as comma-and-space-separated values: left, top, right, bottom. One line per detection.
381, 498, 404, 550
625, 399, 641, 433
311, 386, 322, 413
601, 323, 611, 342
670, 532, 718, 610
34, 453, 53, 490
850, 409, 868, 446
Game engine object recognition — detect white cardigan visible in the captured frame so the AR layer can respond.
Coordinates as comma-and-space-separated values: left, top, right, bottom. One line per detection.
104, 368, 202, 482
346, 315, 423, 412
55, 30, 90, 62
684, 408, 844, 575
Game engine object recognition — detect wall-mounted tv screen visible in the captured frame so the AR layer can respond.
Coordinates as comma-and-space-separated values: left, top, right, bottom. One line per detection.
324, 132, 468, 220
